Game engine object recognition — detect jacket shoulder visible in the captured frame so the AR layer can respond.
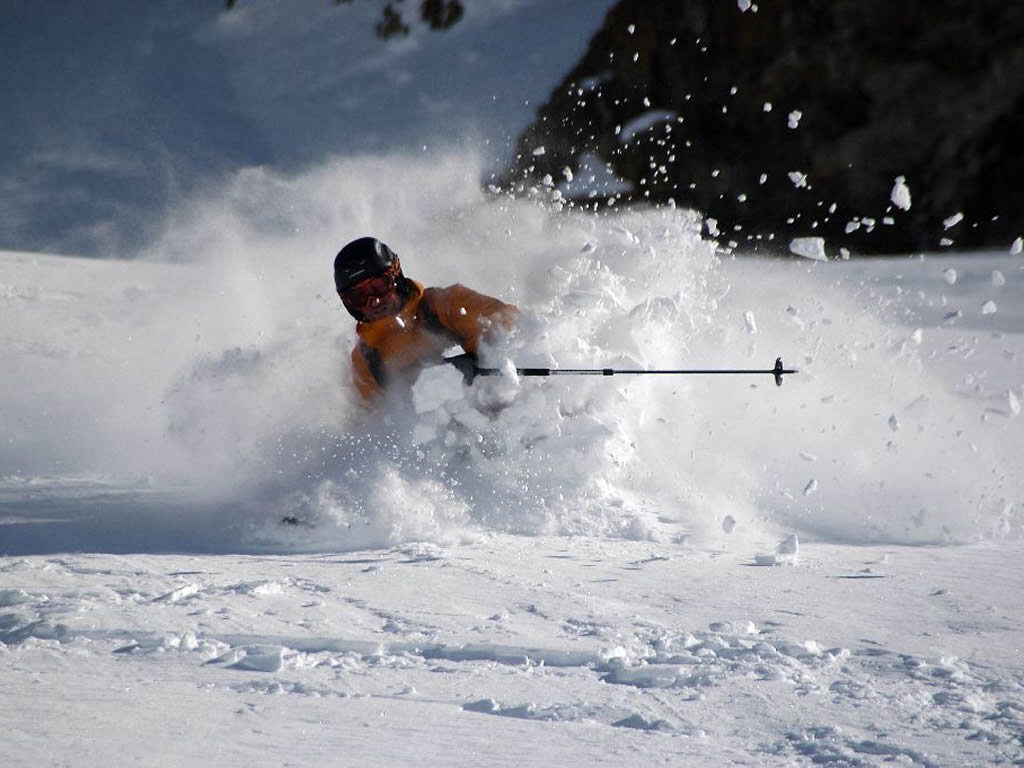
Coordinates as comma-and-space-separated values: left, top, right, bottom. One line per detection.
421, 283, 482, 306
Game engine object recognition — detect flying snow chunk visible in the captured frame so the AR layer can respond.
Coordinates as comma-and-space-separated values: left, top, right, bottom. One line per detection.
618, 110, 679, 143
1008, 390, 1021, 417
992, 270, 1006, 287
803, 479, 818, 496
982, 300, 998, 315
789, 237, 827, 261
531, 146, 546, 156
744, 310, 758, 334
722, 515, 737, 534
562, 166, 574, 182
737, 0, 752, 11
888, 413, 900, 432
943, 212, 964, 229
787, 110, 802, 129
910, 328, 924, 345
1011, 237, 1023, 255
787, 171, 808, 188
890, 176, 912, 211
943, 268, 958, 285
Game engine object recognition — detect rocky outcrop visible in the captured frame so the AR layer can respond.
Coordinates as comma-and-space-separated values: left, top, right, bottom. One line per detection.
502, 0, 1024, 255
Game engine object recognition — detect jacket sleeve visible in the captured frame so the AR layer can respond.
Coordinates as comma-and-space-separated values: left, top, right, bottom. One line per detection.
422, 284, 518, 355
351, 342, 383, 402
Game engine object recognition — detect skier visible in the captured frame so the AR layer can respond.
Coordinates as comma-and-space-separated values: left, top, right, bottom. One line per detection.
334, 237, 518, 402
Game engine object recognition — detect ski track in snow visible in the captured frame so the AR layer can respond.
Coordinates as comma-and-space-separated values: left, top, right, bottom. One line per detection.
1, 539, 1023, 766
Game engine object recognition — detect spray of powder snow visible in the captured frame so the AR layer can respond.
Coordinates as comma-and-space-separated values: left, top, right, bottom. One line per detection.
3, 150, 1019, 552
141, 151, 735, 549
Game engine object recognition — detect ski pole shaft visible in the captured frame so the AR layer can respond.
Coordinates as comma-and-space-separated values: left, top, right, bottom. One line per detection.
450, 356, 798, 387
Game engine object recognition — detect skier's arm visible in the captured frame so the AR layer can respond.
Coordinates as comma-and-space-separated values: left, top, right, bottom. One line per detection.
351, 343, 383, 402
423, 284, 518, 354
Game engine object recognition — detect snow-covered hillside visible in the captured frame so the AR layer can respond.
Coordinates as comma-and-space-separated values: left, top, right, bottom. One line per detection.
1, 1, 1023, 766
0, 0, 615, 257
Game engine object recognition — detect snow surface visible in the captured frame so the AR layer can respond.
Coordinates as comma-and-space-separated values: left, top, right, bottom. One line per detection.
2, 1, 1024, 766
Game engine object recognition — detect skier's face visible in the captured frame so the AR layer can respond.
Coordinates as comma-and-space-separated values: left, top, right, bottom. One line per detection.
341, 270, 403, 322
358, 288, 403, 322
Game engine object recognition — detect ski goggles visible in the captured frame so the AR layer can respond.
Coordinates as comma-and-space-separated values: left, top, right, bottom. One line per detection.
340, 269, 399, 308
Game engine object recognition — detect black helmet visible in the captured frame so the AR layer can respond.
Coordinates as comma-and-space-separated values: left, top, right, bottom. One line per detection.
334, 237, 399, 293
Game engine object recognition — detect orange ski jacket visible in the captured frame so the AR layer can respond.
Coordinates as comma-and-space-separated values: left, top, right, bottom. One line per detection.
351, 280, 517, 401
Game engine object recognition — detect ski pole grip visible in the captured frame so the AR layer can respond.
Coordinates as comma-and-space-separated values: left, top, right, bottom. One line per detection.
444, 353, 480, 383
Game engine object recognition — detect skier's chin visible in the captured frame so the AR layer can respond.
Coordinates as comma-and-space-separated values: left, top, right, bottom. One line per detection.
362, 301, 402, 323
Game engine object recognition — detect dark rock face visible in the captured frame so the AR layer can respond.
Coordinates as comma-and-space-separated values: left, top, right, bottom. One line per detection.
501, 0, 1024, 255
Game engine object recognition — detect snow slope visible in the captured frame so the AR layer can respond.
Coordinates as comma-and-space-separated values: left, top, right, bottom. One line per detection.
2, 539, 1022, 766
2, 0, 1024, 765
2, 179, 1023, 765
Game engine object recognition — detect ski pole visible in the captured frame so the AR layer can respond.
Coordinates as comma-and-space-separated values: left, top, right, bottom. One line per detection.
446, 355, 798, 387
